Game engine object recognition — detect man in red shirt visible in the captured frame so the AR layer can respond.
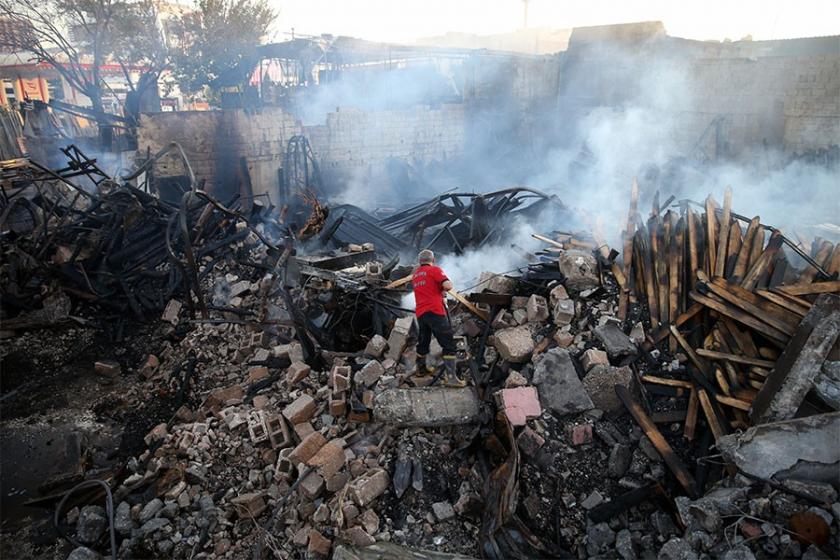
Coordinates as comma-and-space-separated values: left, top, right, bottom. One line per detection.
411, 249, 465, 387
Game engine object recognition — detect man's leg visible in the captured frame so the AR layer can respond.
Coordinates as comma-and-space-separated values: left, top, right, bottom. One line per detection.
415, 313, 433, 375
427, 313, 465, 387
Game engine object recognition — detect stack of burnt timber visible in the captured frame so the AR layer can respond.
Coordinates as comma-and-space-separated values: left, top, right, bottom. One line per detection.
623, 180, 840, 451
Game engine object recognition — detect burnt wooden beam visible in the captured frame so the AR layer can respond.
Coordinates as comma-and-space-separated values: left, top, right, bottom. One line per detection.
616, 385, 699, 498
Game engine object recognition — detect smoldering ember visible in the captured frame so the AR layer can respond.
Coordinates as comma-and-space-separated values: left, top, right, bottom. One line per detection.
1, 6, 840, 560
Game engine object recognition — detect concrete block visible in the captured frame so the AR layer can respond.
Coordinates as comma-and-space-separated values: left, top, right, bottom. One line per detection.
751, 295, 840, 423
557, 250, 599, 292
532, 348, 594, 416
718, 412, 840, 485
374, 387, 480, 427
526, 295, 549, 323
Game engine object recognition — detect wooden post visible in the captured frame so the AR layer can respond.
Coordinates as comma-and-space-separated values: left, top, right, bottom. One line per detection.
705, 196, 717, 276
714, 187, 732, 278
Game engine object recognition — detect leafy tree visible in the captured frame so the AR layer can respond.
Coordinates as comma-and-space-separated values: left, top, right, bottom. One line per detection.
170, 0, 276, 97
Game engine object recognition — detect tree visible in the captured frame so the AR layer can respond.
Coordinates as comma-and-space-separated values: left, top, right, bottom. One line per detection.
170, 0, 276, 97
0, 0, 173, 145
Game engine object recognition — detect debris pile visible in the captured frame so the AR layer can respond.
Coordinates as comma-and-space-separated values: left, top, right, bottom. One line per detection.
3, 166, 840, 560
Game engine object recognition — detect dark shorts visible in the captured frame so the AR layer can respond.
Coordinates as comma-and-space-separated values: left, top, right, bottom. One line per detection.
416, 311, 456, 356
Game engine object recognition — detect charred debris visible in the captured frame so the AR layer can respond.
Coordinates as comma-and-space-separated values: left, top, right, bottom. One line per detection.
1, 149, 840, 560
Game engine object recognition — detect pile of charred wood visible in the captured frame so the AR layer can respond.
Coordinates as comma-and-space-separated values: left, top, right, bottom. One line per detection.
616, 180, 839, 493
0, 147, 290, 329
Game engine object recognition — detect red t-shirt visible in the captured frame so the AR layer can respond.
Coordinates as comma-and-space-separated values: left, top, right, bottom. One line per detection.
412, 264, 449, 317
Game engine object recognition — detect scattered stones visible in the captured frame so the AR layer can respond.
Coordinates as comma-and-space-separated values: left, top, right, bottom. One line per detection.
76, 505, 106, 545
493, 325, 535, 363
432, 501, 455, 521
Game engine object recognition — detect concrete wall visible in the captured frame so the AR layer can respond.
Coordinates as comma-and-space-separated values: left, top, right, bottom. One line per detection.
138, 103, 467, 202
554, 35, 840, 160
137, 31, 839, 200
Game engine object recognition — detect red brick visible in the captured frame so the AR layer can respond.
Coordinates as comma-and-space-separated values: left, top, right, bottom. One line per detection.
307, 440, 346, 478
565, 423, 593, 446
308, 530, 331, 556
330, 396, 347, 416
247, 366, 269, 383
282, 394, 316, 424
495, 386, 542, 426
286, 361, 311, 385
288, 432, 326, 465
516, 426, 545, 456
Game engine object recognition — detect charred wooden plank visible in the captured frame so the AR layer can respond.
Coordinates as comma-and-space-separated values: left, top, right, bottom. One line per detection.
732, 216, 761, 283
687, 208, 701, 277
720, 318, 759, 358
701, 274, 798, 335
648, 303, 703, 347
688, 291, 789, 345
641, 375, 694, 389
695, 349, 776, 368
616, 385, 699, 498
725, 221, 742, 279
742, 231, 783, 290
714, 187, 732, 278
778, 280, 840, 296
669, 325, 712, 377
683, 389, 700, 441
756, 289, 809, 317
705, 196, 717, 276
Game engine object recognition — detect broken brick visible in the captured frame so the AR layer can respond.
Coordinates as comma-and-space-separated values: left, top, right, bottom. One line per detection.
581, 348, 609, 371
307, 440, 346, 478
286, 361, 310, 385
329, 395, 347, 416
349, 468, 389, 507
308, 530, 331, 556
517, 426, 546, 456
247, 366, 269, 383
231, 492, 266, 518
282, 394, 316, 424
288, 431, 327, 465
495, 386, 542, 426
331, 365, 351, 393
299, 471, 325, 500
565, 423, 593, 446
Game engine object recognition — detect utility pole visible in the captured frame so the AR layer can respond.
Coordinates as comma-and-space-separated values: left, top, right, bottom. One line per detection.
522, 0, 529, 29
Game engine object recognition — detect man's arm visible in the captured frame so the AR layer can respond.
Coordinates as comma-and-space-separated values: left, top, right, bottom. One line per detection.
442, 279, 453, 292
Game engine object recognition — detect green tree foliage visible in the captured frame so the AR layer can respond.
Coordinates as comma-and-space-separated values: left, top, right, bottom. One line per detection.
170, 0, 276, 96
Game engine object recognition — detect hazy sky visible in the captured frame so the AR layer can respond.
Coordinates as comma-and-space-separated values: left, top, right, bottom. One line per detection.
269, 0, 840, 44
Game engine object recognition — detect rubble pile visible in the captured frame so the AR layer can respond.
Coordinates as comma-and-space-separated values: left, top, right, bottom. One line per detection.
2, 162, 840, 560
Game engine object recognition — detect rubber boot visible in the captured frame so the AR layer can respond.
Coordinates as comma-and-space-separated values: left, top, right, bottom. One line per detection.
442, 355, 466, 387
415, 354, 432, 376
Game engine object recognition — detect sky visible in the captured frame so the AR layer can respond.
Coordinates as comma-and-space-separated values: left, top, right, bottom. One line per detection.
268, 0, 840, 44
